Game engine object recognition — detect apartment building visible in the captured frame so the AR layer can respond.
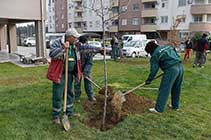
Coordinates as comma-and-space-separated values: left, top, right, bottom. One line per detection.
141, 0, 158, 39
55, 0, 68, 32
48, 0, 55, 32
190, 0, 211, 33
118, 0, 142, 36
156, 0, 191, 40
68, 0, 84, 33
109, 0, 119, 36
68, 0, 110, 34
157, 0, 211, 41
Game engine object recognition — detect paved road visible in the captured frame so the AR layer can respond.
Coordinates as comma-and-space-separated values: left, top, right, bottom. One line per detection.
0, 46, 111, 67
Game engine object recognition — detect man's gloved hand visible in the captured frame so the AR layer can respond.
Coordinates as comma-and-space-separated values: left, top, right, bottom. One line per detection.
145, 80, 151, 85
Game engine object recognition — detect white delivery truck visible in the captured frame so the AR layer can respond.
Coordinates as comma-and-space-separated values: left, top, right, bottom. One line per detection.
122, 34, 147, 44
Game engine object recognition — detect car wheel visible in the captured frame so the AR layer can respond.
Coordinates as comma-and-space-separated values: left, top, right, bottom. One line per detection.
131, 52, 136, 58
27, 43, 32, 47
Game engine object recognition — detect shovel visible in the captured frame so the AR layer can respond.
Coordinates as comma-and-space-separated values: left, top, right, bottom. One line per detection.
112, 73, 163, 105
84, 76, 102, 90
62, 48, 70, 131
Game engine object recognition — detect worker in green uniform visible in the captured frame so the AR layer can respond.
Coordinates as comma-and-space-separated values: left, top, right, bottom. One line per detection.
49, 28, 81, 124
111, 35, 119, 61
145, 41, 184, 113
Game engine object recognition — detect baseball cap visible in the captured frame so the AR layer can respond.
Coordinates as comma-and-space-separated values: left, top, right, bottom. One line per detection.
65, 28, 80, 38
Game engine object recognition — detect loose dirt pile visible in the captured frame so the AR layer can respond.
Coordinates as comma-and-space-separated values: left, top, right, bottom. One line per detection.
83, 86, 155, 130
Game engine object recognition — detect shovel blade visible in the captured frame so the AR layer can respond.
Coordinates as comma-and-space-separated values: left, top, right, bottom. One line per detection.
62, 114, 70, 131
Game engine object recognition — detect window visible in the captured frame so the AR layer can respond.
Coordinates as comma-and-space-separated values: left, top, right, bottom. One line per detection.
132, 18, 140, 25
122, 19, 127, 25
194, 15, 203, 22
195, 0, 204, 4
112, 20, 118, 26
161, 16, 168, 23
121, 6, 127, 12
112, 7, 119, 13
62, 24, 64, 29
207, 15, 211, 22
133, 3, 139, 11
69, 23, 72, 28
61, 14, 64, 19
209, 0, 211, 3
89, 21, 93, 27
178, 0, 186, 6
161, 1, 168, 8
144, 18, 155, 24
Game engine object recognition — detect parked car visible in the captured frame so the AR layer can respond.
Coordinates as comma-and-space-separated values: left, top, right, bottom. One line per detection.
46, 33, 64, 49
88, 41, 102, 48
122, 40, 148, 58
23, 37, 36, 47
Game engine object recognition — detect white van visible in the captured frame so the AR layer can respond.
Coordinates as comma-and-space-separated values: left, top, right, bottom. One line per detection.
122, 34, 147, 44
122, 40, 148, 58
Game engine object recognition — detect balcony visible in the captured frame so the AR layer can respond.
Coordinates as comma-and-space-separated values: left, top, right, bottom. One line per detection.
73, 0, 82, 2
109, 26, 118, 32
141, 24, 157, 32
74, 17, 83, 22
189, 22, 211, 32
191, 4, 211, 14
142, 0, 157, 3
141, 9, 157, 18
75, 7, 83, 12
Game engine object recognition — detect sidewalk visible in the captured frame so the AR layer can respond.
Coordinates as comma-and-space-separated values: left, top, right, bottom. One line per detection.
0, 46, 111, 67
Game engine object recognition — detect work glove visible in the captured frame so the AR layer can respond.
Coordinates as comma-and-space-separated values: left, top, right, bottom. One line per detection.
145, 80, 151, 85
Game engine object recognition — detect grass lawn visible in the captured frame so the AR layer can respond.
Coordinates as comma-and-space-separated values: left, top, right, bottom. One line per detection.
0, 54, 211, 140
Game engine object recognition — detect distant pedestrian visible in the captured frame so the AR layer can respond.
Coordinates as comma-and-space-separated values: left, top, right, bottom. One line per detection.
193, 33, 209, 68
111, 35, 119, 61
183, 37, 193, 61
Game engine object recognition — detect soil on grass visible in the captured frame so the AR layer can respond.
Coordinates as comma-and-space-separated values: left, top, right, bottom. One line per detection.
83, 86, 155, 131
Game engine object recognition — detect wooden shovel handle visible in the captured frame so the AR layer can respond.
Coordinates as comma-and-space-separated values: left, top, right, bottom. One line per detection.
84, 76, 102, 89
123, 73, 163, 96
64, 48, 68, 112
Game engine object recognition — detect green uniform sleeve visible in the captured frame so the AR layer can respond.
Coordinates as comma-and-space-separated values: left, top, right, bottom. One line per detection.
147, 55, 159, 81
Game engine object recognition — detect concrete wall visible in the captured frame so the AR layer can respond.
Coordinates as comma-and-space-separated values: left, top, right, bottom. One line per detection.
0, 0, 46, 20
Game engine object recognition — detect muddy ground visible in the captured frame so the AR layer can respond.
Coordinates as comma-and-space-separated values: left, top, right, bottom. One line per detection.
83, 86, 155, 130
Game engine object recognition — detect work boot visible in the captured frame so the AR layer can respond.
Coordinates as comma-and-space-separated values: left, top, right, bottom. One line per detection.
52, 117, 61, 124
149, 108, 160, 113
88, 96, 96, 102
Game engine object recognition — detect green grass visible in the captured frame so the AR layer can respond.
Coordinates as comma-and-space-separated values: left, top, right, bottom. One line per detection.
0, 54, 211, 140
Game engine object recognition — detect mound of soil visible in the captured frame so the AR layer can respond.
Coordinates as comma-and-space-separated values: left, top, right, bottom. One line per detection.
83, 86, 155, 131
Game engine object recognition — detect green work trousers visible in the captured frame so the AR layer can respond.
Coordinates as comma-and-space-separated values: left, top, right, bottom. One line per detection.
74, 65, 93, 100
112, 47, 118, 61
52, 61, 75, 118
155, 63, 184, 112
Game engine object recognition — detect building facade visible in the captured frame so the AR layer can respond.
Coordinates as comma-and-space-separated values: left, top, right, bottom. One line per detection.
0, 0, 46, 57
118, 0, 142, 36
109, 0, 119, 36
55, 0, 68, 32
48, 0, 56, 32
141, 0, 158, 39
